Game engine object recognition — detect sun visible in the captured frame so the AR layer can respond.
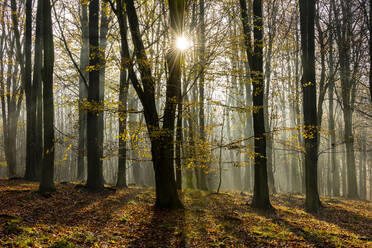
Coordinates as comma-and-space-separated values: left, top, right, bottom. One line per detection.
176, 36, 191, 51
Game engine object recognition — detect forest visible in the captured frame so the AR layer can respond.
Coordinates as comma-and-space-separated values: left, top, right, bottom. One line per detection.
0, 0, 371, 247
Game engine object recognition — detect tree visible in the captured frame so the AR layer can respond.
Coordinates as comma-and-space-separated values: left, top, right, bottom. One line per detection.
39, 0, 56, 193
24, 0, 37, 180
86, 0, 104, 190
239, 0, 272, 210
196, 0, 209, 191
331, 0, 359, 199
77, 1, 89, 182
123, 0, 183, 209
299, 0, 321, 212
112, 0, 130, 188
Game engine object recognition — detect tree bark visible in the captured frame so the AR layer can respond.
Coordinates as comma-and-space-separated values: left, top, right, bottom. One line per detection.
77, 2, 89, 182
299, 0, 321, 212
123, 0, 183, 209
24, 0, 38, 180
86, 0, 104, 190
175, 84, 183, 190
39, 0, 55, 193
240, 0, 272, 210
98, 0, 109, 183
116, 0, 129, 188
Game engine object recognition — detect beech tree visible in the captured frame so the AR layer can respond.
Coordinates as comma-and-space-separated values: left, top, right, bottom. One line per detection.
299, 0, 322, 212
39, 0, 56, 193
86, 0, 104, 190
239, 0, 272, 210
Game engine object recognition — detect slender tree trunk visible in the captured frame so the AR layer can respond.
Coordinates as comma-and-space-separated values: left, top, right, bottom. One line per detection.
240, 0, 272, 210
243, 7, 253, 194
98, 0, 109, 183
116, 1, 129, 188
264, 38, 275, 194
359, 135, 367, 200
117, 68, 129, 188
39, 0, 55, 193
197, 0, 208, 191
8, 0, 25, 179
130, 97, 143, 186
327, 13, 339, 196
175, 83, 183, 190
77, 2, 89, 182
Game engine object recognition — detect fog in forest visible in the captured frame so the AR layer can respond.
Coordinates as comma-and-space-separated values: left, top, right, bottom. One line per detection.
0, 0, 371, 205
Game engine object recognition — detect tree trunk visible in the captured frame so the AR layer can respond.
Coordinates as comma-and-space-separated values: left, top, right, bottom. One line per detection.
175, 85, 183, 190
98, 0, 109, 183
240, 0, 272, 210
329, 93, 339, 196
124, 0, 183, 208
116, 2, 129, 188
359, 135, 367, 200
117, 67, 129, 188
8, 0, 25, 179
77, 2, 89, 182
328, 18, 339, 196
24, 0, 38, 180
343, 106, 358, 198
86, 0, 104, 190
39, 0, 55, 193
299, 0, 321, 212
196, 0, 208, 191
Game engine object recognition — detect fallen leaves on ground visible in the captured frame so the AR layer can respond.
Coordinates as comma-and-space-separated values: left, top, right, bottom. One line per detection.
0, 179, 371, 247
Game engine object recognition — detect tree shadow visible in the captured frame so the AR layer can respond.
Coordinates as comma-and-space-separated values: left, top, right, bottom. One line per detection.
265, 212, 336, 247
129, 208, 186, 248
310, 203, 372, 239
209, 193, 337, 247
0, 180, 141, 230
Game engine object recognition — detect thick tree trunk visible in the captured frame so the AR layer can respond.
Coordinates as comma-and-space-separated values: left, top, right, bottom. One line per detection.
124, 0, 183, 208
39, 0, 55, 193
152, 139, 183, 209
24, 0, 38, 180
299, 0, 321, 212
343, 106, 358, 198
86, 0, 104, 190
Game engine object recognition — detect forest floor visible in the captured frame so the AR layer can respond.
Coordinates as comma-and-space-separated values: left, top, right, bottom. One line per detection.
0, 179, 371, 248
